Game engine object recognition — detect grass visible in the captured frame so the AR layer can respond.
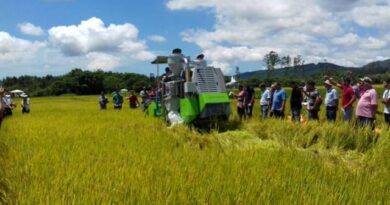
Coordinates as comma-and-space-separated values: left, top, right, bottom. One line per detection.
0, 94, 389, 204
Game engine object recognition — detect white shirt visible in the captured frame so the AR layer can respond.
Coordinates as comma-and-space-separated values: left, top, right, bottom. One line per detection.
192, 59, 207, 67
325, 88, 338, 107
383, 89, 390, 114
260, 89, 271, 106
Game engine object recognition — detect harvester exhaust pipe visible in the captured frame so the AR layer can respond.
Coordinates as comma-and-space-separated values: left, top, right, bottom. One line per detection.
185, 67, 191, 82
183, 58, 191, 82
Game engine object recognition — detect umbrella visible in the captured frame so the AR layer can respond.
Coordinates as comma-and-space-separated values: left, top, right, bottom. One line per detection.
10, 89, 24, 94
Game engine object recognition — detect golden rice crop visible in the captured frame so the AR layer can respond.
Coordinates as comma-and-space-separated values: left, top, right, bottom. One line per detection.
0, 95, 389, 204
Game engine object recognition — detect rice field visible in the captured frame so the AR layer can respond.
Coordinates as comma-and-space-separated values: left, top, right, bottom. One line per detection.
0, 91, 389, 204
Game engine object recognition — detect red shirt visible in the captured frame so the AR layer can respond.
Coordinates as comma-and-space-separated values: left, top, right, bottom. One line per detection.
129, 95, 138, 108
341, 84, 354, 108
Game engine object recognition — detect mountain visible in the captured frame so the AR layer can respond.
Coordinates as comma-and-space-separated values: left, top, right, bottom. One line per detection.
239, 59, 390, 80
361, 59, 390, 74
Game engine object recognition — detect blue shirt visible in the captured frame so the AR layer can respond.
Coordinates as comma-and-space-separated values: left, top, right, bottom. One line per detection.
113, 94, 123, 105
272, 89, 287, 110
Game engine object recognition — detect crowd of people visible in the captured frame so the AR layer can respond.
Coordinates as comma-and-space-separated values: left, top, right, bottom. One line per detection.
0, 87, 31, 126
98, 87, 159, 111
231, 76, 390, 129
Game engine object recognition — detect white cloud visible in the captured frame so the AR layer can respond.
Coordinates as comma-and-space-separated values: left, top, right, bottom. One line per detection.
166, 0, 214, 10
167, 0, 390, 73
331, 33, 360, 47
0, 31, 46, 63
352, 5, 390, 28
18, 22, 45, 36
86, 52, 120, 71
1, 17, 158, 77
147, 35, 167, 43
360, 37, 387, 49
48, 17, 154, 61
43, 17, 156, 72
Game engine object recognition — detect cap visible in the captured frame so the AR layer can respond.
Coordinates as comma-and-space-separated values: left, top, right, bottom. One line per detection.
323, 80, 332, 86
360, 77, 372, 84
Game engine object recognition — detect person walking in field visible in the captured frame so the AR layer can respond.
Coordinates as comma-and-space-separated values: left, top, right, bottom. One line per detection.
356, 77, 377, 128
113, 91, 123, 110
325, 76, 356, 121
290, 81, 303, 122
271, 82, 287, 118
383, 79, 390, 126
302, 81, 322, 121
20, 93, 30, 114
99, 92, 109, 110
259, 83, 271, 119
243, 80, 255, 118
324, 80, 338, 122
230, 85, 246, 121
127, 91, 139, 109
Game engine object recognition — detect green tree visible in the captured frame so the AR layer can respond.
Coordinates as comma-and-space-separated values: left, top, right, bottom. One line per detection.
263, 51, 280, 78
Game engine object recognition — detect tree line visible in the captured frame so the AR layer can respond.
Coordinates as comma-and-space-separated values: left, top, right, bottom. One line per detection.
263, 51, 305, 76
0, 69, 152, 96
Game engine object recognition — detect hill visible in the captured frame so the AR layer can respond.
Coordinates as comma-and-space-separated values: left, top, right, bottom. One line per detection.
240, 59, 390, 80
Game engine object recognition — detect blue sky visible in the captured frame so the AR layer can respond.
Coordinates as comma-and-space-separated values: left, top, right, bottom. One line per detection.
0, 0, 389, 78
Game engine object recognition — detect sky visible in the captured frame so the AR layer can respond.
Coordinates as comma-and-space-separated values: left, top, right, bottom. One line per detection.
0, 0, 390, 78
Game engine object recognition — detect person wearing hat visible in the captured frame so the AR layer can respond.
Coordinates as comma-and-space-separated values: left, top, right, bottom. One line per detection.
382, 79, 390, 126
324, 80, 338, 122
193, 54, 207, 67
20, 93, 30, 114
356, 77, 377, 128
325, 76, 356, 121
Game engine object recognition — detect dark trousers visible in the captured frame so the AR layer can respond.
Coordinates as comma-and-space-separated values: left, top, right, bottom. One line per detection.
237, 107, 246, 120
307, 110, 319, 121
385, 113, 390, 126
3, 108, 12, 116
261, 105, 268, 119
22, 107, 30, 114
326, 106, 337, 122
114, 104, 122, 110
272, 110, 284, 118
245, 105, 253, 118
291, 108, 301, 122
357, 116, 375, 130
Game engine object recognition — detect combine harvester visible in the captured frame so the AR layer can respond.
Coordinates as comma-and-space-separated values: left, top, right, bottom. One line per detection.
148, 49, 231, 127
